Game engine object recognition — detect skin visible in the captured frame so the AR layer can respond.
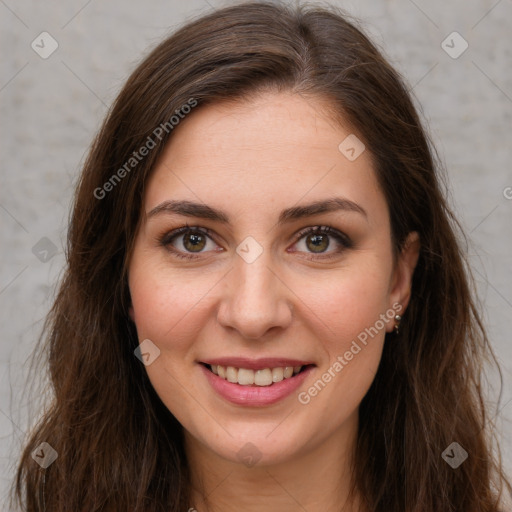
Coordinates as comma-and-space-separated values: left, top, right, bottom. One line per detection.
128, 91, 420, 512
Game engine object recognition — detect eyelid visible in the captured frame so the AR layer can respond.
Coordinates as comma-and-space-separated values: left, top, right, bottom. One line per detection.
159, 224, 214, 244
293, 225, 352, 247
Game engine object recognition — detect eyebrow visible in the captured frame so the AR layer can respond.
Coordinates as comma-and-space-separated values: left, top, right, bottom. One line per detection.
147, 197, 367, 225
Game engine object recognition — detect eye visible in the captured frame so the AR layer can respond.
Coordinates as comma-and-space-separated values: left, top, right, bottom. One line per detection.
291, 225, 352, 259
159, 224, 352, 261
159, 224, 220, 260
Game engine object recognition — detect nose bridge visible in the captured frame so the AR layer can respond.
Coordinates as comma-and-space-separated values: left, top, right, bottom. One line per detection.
217, 241, 292, 339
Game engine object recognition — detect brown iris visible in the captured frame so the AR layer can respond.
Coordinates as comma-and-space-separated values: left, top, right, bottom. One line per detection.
306, 233, 329, 253
183, 232, 207, 252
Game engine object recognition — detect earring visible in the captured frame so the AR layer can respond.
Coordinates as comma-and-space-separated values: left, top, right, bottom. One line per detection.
394, 314, 402, 334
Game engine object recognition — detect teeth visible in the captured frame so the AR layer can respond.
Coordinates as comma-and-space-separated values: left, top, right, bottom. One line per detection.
209, 364, 304, 386
283, 366, 294, 378
254, 368, 272, 386
272, 367, 284, 382
226, 366, 238, 383
238, 368, 254, 385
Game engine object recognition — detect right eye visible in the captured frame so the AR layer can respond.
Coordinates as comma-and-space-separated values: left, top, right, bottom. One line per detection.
159, 225, 222, 260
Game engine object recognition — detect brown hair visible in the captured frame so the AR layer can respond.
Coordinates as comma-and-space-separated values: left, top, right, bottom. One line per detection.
11, 1, 511, 511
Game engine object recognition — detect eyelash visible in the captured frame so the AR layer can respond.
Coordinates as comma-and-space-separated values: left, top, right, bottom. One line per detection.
158, 223, 352, 261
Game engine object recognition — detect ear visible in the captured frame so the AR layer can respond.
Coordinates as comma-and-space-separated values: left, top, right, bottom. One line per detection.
386, 231, 420, 332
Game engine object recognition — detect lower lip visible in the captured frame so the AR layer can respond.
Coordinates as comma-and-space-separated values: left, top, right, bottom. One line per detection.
200, 364, 314, 407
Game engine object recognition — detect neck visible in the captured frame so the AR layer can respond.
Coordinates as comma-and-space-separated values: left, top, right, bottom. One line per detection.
184, 412, 364, 512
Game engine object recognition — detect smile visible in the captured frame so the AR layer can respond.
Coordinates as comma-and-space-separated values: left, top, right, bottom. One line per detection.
206, 364, 307, 386
199, 362, 315, 406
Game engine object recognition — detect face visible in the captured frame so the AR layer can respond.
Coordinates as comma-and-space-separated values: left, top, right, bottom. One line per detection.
128, 91, 418, 466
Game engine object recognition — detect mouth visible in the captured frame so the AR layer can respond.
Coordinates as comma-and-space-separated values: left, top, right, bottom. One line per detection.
199, 360, 316, 406
200, 362, 315, 387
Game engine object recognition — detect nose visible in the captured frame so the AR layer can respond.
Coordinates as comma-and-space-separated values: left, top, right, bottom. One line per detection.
216, 249, 293, 340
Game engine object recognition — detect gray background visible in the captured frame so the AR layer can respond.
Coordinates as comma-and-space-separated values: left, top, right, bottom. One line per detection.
1, 0, 511, 508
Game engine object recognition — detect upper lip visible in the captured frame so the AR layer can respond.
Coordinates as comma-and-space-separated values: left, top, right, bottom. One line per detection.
200, 357, 315, 370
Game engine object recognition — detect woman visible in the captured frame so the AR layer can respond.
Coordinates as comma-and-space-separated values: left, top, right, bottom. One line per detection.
11, 2, 511, 511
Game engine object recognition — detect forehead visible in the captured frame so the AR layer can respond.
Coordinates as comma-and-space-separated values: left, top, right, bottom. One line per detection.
144, 91, 386, 228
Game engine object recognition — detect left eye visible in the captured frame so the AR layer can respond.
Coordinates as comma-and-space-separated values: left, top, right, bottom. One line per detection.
291, 226, 352, 258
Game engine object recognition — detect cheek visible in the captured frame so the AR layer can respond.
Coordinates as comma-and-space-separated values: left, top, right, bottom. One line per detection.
299, 262, 391, 411
306, 260, 392, 344
128, 250, 215, 342
128, 261, 209, 409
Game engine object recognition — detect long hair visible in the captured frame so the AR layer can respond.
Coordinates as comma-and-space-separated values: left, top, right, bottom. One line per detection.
11, 2, 511, 510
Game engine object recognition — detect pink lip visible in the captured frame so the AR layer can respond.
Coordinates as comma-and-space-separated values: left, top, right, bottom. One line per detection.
200, 357, 314, 370
199, 363, 315, 407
